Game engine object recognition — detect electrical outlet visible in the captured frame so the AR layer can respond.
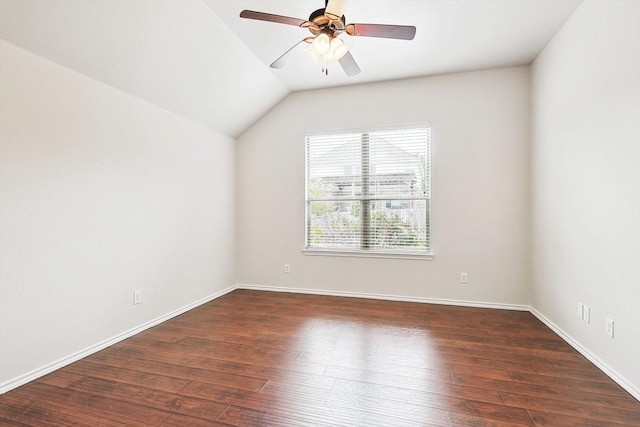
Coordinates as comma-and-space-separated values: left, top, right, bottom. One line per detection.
460, 272, 468, 284
583, 305, 590, 323
577, 302, 584, 319
284, 264, 291, 273
133, 290, 142, 305
606, 318, 614, 338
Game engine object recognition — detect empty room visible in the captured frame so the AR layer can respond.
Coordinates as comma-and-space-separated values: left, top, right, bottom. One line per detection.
1, 0, 639, 425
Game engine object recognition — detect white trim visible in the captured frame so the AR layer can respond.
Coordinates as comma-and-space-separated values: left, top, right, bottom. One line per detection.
305, 121, 432, 138
3, 283, 638, 403
0, 285, 236, 395
236, 283, 527, 311
529, 307, 640, 401
238, 284, 639, 401
303, 248, 434, 261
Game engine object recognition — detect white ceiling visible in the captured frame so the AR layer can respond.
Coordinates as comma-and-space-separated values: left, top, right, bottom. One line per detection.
0, 0, 582, 137
207, 0, 583, 92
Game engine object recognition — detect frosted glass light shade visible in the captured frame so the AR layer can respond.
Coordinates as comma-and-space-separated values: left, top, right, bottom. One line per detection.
305, 35, 349, 63
326, 37, 349, 62
311, 33, 331, 55
305, 43, 321, 60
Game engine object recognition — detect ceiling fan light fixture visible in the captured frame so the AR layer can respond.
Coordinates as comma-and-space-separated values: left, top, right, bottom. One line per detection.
305, 34, 349, 64
240, 1, 415, 77
311, 33, 331, 55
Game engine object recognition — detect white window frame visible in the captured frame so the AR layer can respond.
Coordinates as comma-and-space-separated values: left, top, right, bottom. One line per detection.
304, 124, 432, 260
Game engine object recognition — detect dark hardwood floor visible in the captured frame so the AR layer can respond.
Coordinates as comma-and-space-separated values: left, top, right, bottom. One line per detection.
1, 289, 639, 426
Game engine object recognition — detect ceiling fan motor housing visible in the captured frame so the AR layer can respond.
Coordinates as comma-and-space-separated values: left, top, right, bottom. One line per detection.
308, 8, 346, 36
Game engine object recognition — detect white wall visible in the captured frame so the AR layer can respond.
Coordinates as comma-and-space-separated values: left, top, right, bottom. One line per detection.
236, 67, 531, 306
2, 0, 638, 401
531, 0, 640, 395
0, 41, 235, 389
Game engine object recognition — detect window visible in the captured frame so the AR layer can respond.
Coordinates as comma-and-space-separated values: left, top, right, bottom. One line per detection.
305, 125, 431, 257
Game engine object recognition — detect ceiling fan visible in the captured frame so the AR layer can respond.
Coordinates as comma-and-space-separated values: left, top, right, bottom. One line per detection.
240, 0, 416, 77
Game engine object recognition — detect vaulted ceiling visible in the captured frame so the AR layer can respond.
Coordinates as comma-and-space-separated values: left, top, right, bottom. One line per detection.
0, 0, 582, 138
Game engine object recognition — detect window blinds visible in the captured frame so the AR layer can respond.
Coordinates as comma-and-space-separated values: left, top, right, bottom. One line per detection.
305, 125, 431, 254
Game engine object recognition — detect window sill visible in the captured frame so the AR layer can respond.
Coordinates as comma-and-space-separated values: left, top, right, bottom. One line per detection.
302, 248, 434, 260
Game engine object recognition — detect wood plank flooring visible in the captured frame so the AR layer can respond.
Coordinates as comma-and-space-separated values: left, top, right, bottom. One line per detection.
1, 289, 638, 426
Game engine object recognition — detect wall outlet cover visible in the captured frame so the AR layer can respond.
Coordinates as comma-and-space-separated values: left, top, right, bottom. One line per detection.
606, 318, 614, 338
577, 302, 584, 319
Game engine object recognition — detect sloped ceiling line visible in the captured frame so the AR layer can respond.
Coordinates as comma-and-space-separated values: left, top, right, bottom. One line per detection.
0, 0, 581, 137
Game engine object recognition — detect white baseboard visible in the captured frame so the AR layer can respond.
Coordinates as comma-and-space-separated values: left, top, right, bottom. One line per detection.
3, 283, 638, 403
0, 285, 236, 395
239, 284, 638, 401
529, 307, 640, 401
236, 283, 530, 311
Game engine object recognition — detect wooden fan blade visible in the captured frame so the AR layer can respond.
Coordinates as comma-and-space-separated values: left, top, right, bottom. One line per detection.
240, 10, 310, 27
339, 51, 361, 77
325, 0, 350, 20
346, 23, 416, 40
270, 40, 305, 69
